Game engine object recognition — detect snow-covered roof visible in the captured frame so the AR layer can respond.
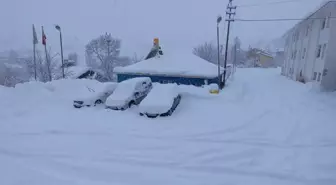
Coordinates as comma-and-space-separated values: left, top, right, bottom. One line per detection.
65, 66, 90, 79
114, 52, 224, 79
257, 51, 274, 58
65, 66, 104, 79
283, 0, 336, 36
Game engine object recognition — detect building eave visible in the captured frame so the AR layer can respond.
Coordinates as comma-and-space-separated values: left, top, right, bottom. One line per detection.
282, 1, 336, 38
115, 71, 224, 79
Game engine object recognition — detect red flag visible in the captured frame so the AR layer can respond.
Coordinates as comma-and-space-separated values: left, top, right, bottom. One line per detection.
42, 26, 46, 45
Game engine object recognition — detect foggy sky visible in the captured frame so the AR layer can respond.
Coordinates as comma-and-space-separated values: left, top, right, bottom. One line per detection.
0, 0, 327, 59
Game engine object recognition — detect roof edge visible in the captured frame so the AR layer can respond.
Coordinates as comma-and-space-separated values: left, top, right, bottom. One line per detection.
282, 1, 336, 38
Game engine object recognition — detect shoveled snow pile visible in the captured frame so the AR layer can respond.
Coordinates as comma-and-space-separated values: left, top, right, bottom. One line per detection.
1, 68, 336, 185
139, 83, 179, 114
0, 79, 104, 118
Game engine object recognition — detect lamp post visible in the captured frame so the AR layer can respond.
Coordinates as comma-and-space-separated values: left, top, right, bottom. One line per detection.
55, 24, 65, 78
217, 16, 222, 89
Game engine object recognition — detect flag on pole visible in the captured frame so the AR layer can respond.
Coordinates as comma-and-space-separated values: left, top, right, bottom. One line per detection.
42, 26, 47, 45
32, 24, 38, 44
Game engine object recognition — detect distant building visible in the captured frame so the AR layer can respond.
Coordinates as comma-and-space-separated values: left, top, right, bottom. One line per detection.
114, 39, 232, 86
282, 1, 336, 91
65, 66, 108, 82
247, 48, 275, 68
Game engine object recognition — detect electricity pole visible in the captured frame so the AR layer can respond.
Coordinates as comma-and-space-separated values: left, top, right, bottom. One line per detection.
217, 16, 222, 88
223, 0, 236, 88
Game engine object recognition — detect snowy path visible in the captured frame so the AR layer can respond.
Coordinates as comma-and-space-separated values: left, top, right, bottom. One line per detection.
1, 68, 336, 185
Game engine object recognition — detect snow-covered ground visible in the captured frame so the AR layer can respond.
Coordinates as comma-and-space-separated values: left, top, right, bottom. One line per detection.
1, 68, 336, 185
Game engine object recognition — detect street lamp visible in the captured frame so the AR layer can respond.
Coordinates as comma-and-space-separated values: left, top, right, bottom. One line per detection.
216, 15, 222, 89
55, 24, 65, 78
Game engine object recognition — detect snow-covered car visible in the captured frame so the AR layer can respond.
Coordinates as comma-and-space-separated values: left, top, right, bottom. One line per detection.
139, 83, 181, 118
73, 82, 118, 108
105, 77, 152, 110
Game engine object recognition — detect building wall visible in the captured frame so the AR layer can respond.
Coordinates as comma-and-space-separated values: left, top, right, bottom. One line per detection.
258, 54, 274, 68
117, 73, 222, 86
283, 1, 335, 88
321, 2, 336, 91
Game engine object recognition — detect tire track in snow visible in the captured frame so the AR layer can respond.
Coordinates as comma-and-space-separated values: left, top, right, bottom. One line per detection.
185, 109, 272, 139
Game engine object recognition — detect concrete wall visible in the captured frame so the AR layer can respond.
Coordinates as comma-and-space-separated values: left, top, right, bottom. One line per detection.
321, 2, 336, 91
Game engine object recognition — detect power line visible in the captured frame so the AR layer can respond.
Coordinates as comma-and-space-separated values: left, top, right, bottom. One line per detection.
237, 0, 308, 8
234, 17, 335, 22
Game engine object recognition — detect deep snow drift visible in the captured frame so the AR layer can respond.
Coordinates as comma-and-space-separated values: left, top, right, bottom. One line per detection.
1, 68, 336, 185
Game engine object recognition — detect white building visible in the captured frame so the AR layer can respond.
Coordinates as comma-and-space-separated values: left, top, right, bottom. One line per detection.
282, 1, 336, 91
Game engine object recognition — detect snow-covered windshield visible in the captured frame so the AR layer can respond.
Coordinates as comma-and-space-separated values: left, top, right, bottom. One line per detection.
110, 82, 136, 100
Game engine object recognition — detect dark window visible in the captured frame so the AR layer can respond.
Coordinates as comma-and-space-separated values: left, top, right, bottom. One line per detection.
316, 45, 322, 58
317, 73, 322, 81
302, 48, 306, 59
313, 72, 317, 80
321, 44, 327, 59
305, 25, 309, 36
322, 18, 326, 29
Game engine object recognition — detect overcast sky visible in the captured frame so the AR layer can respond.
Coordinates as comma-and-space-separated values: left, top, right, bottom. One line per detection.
0, 0, 327, 60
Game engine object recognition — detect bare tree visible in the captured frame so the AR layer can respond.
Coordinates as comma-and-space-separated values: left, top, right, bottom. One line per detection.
193, 42, 217, 63
131, 52, 144, 64
25, 49, 60, 82
85, 33, 130, 80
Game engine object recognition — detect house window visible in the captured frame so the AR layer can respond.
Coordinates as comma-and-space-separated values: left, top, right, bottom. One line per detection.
302, 48, 306, 59
321, 44, 327, 59
317, 73, 322, 81
305, 26, 309, 36
313, 72, 317, 80
316, 45, 322, 58
321, 18, 326, 29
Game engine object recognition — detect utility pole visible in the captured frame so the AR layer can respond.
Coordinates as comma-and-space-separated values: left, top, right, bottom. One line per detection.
217, 16, 222, 88
222, 0, 236, 89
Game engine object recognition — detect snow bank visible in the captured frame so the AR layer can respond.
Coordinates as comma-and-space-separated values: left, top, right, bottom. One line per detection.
2, 68, 336, 185
0, 79, 105, 118
139, 83, 179, 114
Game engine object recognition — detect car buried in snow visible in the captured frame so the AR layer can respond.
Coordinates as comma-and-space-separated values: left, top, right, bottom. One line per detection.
139, 83, 181, 118
105, 77, 152, 111
73, 82, 118, 108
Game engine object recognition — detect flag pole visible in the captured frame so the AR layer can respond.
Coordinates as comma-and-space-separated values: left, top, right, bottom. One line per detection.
32, 24, 37, 80
33, 35, 37, 80
42, 26, 52, 81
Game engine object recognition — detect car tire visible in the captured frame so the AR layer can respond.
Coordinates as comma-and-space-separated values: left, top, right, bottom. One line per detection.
74, 105, 81, 109
94, 99, 103, 106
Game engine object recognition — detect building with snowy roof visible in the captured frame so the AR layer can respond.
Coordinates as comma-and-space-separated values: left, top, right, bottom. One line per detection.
114, 39, 230, 86
65, 66, 107, 82
282, 0, 336, 91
